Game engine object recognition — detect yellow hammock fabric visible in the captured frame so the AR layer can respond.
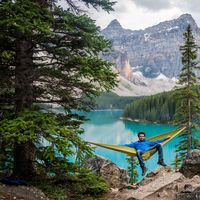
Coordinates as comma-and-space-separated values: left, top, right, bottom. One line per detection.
89, 127, 186, 160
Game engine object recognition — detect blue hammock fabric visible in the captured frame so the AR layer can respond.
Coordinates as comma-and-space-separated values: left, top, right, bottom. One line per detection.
0, 177, 27, 186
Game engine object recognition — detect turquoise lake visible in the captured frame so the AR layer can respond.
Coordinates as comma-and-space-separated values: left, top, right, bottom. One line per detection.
80, 110, 192, 179
51, 107, 199, 179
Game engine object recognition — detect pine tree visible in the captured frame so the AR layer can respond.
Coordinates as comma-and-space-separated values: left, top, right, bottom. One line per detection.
126, 156, 139, 185
173, 24, 200, 159
0, 0, 117, 179
123, 91, 177, 123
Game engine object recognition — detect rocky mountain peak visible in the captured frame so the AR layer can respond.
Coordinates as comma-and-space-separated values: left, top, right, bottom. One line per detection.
144, 13, 198, 34
106, 19, 122, 30
176, 13, 198, 29
102, 19, 133, 38
178, 13, 195, 22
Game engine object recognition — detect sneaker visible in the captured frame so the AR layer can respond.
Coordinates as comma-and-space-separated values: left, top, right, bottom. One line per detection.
157, 161, 167, 167
141, 166, 147, 176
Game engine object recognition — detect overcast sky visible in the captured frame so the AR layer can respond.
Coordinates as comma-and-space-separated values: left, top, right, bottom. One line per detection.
88, 0, 200, 30
60, 0, 200, 30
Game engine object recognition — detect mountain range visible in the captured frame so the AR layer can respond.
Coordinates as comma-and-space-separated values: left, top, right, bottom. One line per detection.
101, 14, 200, 96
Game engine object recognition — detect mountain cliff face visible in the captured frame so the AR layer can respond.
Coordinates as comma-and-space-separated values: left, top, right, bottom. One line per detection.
102, 14, 200, 79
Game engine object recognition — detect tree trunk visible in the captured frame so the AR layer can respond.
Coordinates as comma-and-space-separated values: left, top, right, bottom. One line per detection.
187, 98, 192, 154
15, 38, 34, 112
12, 37, 36, 179
12, 141, 37, 179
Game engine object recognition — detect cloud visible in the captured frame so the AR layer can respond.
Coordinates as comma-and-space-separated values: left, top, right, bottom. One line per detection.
89, 0, 182, 30
173, 0, 200, 13
131, 0, 172, 11
171, 0, 200, 28
114, 3, 127, 13
58, 0, 200, 30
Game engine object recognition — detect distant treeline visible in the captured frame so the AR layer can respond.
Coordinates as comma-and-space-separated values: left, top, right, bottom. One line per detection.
123, 91, 178, 123
95, 92, 140, 109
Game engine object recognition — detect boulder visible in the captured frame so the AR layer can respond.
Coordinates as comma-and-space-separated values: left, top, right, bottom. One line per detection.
0, 184, 46, 200
176, 186, 200, 200
104, 168, 200, 200
85, 155, 129, 188
180, 149, 200, 178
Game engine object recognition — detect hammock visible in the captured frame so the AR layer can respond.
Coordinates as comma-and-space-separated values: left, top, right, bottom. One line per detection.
89, 127, 186, 160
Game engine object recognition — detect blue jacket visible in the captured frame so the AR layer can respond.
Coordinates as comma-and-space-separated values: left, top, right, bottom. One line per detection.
124, 138, 167, 151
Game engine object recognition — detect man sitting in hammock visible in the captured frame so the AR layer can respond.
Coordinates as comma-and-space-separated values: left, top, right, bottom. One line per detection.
124, 131, 170, 176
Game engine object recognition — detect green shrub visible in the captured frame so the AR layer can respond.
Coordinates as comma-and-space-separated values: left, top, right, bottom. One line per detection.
33, 171, 108, 200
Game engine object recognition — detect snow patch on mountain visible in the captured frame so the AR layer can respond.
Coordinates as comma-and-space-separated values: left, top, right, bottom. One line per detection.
113, 73, 176, 96
132, 71, 144, 78
155, 73, 168, 80
144, 33, 151, 41
171, 77, 178, 82
166, 26, 179, 32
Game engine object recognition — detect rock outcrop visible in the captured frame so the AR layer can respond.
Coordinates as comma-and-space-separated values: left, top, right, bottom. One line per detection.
104, 168, 200, 200
86, 150, 200, 199
85, 155, 129, 188
102, 149, 200, 200
177, 184, 200, 200
105, 167, 184, 200
179, 149, 200, 178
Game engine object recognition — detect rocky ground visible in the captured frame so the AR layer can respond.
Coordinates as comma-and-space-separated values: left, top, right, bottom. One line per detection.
87, 150, 200, 200
104, 168, 200, 200
0, 149, 200, 200
0, 184, 48, 200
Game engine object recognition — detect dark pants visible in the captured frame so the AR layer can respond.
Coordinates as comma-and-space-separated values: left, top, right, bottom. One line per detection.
136, 143, 163, 168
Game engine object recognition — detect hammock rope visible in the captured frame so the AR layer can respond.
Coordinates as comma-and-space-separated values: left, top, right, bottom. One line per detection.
88, 127, 186, 160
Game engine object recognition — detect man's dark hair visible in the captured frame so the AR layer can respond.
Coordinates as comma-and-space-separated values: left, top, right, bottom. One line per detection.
138, 132, 145, 137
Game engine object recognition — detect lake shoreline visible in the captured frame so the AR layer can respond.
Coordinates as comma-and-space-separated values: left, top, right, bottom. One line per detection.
119, 116, 172, 125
